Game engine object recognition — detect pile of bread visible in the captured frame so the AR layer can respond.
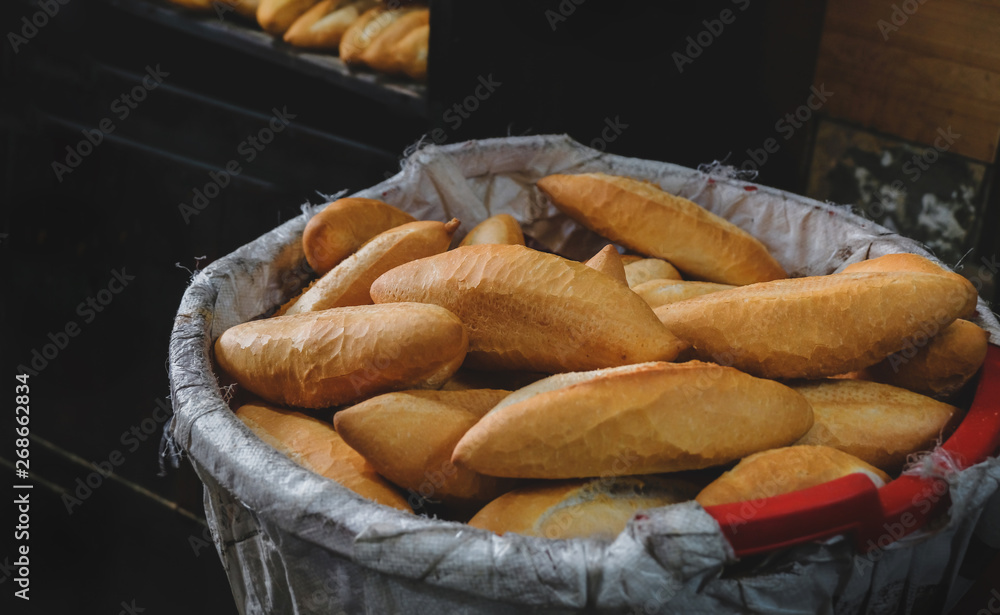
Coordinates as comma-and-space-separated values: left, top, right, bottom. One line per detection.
167, 0, 429, 80
213, 172, 989, 540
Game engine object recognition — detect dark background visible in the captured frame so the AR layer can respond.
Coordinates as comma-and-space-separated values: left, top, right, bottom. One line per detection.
1, 0, 997, 612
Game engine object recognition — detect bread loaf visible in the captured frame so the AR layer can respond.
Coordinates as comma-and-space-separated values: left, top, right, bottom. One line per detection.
236, 401, 411, 511
340, 7, 410, 64
257, 0, 320, 34
370, 244, 688, 372
303, 198, 416, 275
654, 271, 977, 379
468, 477, 700, 539
359, 8, 429, 73
334, 389, 516, 505
633, 279, 734, 310
624, 258, 682, 288
389, 23, 429, 80
452, 361, 814, 478
696, 445, 890, 507
284, 0, 377, 48
285, 219, 459, 314
214, 303, 468, 408
459, 214, 526, 247
791, 380, 957, 472
537, 173, 786, 285
584, 245, 628, 284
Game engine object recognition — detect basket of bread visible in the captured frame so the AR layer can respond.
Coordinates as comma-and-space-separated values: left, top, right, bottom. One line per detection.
166, 134, 1000, 613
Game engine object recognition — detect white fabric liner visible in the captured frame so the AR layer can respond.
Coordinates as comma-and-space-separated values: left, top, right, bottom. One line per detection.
167, 135, 1000, 614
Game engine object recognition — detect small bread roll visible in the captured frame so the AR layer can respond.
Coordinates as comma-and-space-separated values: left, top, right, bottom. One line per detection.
537, 173, 786, 285
624, 258, 682, 288
214, 303, 468, 408
236, 402, 411, 511
340, 7, 410, 64
468, 476, 699, 539
459, 214, 525, 248
257, 0, 321, 35
584, 245, 628, 284
696, 446, 890, 507
791, 380, 957, 472
370, 244, 688, 372
334, 389, 516, 505
359, 8, 429, 73
453, 361, 814, 479
655, 271, 977, 379
303, 198, 416, 275
637, 280, 734, 310
856, 319, 989, 398
285, 219, 459, 314
284, 0, 378, 49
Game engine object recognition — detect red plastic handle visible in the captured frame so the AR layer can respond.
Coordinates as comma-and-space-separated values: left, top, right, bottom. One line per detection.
705, 344, 1000, 557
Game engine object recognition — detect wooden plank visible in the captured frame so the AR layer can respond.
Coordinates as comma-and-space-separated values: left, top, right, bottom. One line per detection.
815, 0, 1000, 162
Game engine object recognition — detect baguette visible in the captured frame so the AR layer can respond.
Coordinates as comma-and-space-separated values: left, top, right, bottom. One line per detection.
654, 271, 977, 379
370, 244, 688, 372
452, 361, 814, 478
359, 8, 429, 73
236, 402, 411, 511
257, 0, 320, 34
285, 219, 459, 314
841, 253, 975, 317
624, 258, 682, 288
214, 303, 468, 408
459, 214, 525, 248
390, 23, 428, 80
468, 476, 699, 539
584, 245, 628, 284
791, 380, 957, 472
633, 279, 734, 310
303, 198, 416, 275
340, 7, 410, 64
284, 0, 378, 49
695, 445, 890, 507
854, 319, 989, 398
334, 389, 516, 505
537, 173, 786, 285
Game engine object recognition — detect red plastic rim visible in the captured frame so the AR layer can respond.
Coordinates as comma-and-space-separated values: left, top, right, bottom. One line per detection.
704, 344, 1000, 557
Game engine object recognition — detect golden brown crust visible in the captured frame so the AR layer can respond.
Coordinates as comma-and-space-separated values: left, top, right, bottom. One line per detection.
633, 279, 734, 310
537, 173, 786, 285
452, 361, 814, 478
283, 0, 376, 48
856, 319, 989, 398
370, 244, 688, 372
390, 23, 429, 80
235, 402, 411, 511
286, 219, 458, 314
695, 445, 890, 507
340, 7, 408, 63
359, 8, 429, 72
334, 389, 515, 504
583, 245, 628, 284
468, 477, 700, 539
841, 253, 978, 318
257, 0, 320, 34
303, 198, 416, 275
791, 380, 957, 472
654, 271, 977, 379
459, 214, 526, 248
214, 303, 468, 408
624, 258, 682, 288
